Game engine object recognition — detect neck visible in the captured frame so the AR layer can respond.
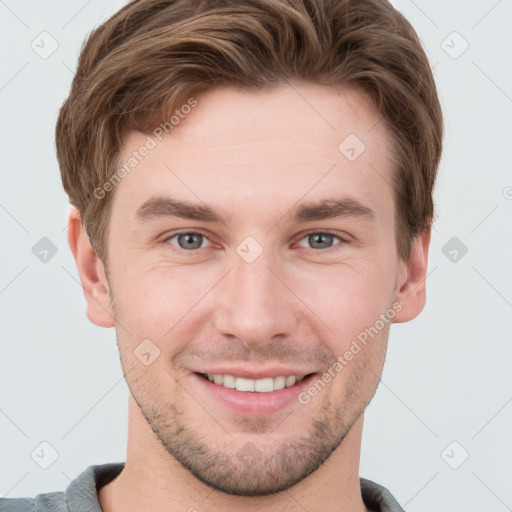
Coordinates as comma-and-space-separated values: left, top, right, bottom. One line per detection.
98, 394, 372, 512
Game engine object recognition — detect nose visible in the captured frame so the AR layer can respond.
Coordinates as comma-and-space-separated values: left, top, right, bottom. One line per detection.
211, 244, 299, 350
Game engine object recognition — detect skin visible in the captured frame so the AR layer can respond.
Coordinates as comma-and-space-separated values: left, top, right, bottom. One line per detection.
69, 82, 430, 512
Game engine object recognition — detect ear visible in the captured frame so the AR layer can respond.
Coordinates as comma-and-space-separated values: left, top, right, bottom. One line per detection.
391, 228, 431, 323
67, 208, 115, 328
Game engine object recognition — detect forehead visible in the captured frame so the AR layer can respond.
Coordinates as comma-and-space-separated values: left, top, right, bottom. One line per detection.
158, 82, 389, 155
111, 83, 394, 225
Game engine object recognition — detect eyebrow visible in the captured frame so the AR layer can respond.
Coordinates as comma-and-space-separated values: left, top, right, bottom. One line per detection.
135, 196, 233, 225
291, 197, 375, 223
134, 195, 376, 226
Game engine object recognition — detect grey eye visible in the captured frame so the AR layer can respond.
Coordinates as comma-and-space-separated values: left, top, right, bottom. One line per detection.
306, 233, 335, 249
174, 233, 205, 250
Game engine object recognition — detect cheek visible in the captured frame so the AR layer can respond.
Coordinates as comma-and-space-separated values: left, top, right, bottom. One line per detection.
292, 260, 395, 327
322, 315, 390, 404
111, 263, 211, 342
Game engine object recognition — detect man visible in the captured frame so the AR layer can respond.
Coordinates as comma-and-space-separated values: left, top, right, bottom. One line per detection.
1, 0, 442, 510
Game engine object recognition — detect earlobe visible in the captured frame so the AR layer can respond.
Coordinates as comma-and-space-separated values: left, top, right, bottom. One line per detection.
67, 208, 115, 328
392, 228, 431, 324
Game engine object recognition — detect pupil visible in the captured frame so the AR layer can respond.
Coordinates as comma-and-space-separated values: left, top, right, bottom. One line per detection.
310, 233, 332, 249
179, 233, 202, 249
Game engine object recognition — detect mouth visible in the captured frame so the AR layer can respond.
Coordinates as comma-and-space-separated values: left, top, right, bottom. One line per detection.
190, 365, 320, 417
196, 371, 317, 392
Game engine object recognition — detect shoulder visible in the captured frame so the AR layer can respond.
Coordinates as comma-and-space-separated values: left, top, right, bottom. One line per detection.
0, 497, 36, 511
360, 477, 405, 512
0, 463, 124, 512
0, 491, 67, 512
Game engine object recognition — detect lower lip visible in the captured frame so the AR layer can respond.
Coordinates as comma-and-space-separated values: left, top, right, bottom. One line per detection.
191, 372, 317, 417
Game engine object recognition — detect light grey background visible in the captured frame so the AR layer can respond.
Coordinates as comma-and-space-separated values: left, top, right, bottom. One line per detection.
1, 1, 511, 510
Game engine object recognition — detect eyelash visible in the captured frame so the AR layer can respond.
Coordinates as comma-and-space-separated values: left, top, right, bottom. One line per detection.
162, 230, 350, 253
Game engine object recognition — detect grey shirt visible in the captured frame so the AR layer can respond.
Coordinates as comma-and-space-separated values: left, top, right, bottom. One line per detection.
0, 463, 405, 512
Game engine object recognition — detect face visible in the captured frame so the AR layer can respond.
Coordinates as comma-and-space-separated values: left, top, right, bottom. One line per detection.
75, 83, 428, 496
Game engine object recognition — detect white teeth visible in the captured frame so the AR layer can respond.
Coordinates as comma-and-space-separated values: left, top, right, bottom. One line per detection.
204, 373, 307, 392
254, 377, 274, 393
273, 376, 286, 390
285, 376, 296, 387
235, 377, 255, 392
222, 374, 236, 388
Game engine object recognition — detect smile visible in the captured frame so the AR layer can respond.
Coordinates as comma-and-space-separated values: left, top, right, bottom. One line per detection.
199, 373, 310, 392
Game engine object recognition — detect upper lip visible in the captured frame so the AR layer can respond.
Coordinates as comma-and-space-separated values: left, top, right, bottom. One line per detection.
192, 366, 316, 380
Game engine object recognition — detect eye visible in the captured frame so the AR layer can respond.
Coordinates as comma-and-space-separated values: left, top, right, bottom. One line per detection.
296, 231, 349, 251
164, 231, 211, 251
162, 230, 349, 253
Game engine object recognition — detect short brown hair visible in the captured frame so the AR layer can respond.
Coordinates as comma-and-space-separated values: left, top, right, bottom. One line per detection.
56, 0, 443, 265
